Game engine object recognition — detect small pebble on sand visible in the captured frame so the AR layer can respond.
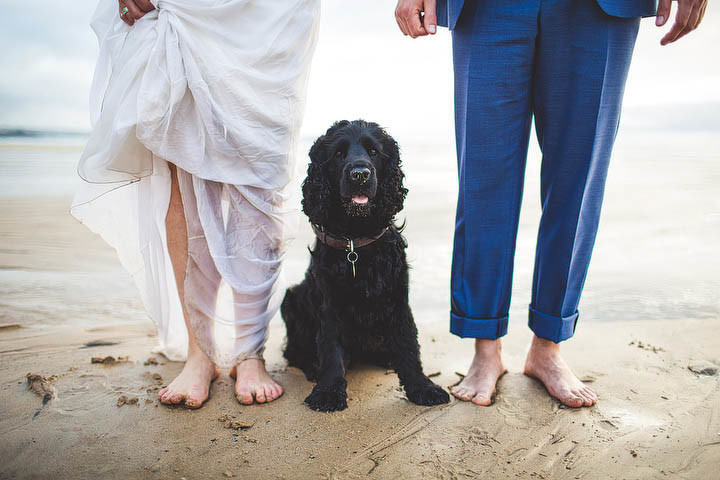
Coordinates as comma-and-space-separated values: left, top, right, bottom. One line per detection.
144, 356, 159, 366
226, 420, 254, 430
91, 356, 117, 365
117, 395, 139, 407
26, 373, 57, 404
688, 362, 718, 376
91, 355, 130, 365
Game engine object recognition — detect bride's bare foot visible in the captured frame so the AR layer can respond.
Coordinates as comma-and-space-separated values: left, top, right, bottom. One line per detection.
158, 349, 218, 409
451, 339, 507, 406
230, 358, 283, 405
523, 335, 597, 408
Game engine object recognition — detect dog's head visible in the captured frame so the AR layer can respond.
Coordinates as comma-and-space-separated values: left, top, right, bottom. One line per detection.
302, 120, 407, 237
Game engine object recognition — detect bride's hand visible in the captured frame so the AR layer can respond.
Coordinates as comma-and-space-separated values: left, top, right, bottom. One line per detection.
119, 0, 155, 26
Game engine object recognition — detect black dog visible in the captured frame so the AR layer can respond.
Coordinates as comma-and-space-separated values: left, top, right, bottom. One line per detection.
281, 120, 450, 412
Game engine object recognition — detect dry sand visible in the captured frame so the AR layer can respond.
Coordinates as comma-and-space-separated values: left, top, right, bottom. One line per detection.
1, 134, 720, 479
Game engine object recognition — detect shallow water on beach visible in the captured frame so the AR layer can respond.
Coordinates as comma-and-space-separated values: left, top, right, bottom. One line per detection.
0, 130, 718, 335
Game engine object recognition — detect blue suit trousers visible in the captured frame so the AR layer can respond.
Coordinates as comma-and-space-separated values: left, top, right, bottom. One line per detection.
450, 0, 640, 342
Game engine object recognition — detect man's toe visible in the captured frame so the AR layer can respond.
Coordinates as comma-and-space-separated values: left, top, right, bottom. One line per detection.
462, 389, 477, 401
583, 387, 598, 402
471, 392, 492, 406
580, 388, 597, 405
576, 391, 592, 406
450, 388, 465, 400
452, 387, 473, 401
563, 393, 584, 408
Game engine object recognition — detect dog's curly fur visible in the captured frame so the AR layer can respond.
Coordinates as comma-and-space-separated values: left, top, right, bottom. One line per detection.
281, 120, 450, 412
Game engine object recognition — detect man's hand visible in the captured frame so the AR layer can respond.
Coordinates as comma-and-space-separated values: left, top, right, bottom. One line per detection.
119, 0, 155, 26
656, 0, 708, 45
395, 0, 437, 38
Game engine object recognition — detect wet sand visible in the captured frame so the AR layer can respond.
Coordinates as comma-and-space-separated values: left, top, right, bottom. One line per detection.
1, 280, 719, 479
1, 133, 719, 478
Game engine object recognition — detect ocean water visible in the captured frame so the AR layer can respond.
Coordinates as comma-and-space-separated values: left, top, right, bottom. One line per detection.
0, 130, 88, 197
0, 127, 718, 332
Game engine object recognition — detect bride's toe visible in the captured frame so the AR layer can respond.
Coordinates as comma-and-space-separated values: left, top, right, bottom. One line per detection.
254, 387, 267, 403
270, 384, 283, 400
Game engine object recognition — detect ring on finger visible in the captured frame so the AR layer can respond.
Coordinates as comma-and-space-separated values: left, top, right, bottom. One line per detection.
120, 6, 129, 17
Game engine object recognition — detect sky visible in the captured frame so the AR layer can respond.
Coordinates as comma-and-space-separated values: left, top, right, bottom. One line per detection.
0, 0, 718, 142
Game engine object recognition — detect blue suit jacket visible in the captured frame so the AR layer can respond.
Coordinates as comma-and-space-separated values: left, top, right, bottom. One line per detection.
436, 0, 657, 29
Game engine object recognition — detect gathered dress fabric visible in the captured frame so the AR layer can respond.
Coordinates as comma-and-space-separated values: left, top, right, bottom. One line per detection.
72, 0, 320, 368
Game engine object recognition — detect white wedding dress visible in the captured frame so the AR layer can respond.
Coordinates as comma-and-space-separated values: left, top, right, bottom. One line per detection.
72, 0, 320, 368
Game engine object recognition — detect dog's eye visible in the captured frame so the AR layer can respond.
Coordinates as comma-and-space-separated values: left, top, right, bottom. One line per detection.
368, 148, 377, 156
335, 151, 343, 158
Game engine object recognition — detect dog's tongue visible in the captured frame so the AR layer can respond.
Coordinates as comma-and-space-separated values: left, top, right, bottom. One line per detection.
352, 195, 369, 205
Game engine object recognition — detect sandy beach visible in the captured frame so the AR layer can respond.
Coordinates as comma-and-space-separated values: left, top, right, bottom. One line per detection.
1, 131, 719, 479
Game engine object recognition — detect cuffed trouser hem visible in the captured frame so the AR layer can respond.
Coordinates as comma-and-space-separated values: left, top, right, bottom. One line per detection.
450, 312, 509, 339
528, 306, 578, 343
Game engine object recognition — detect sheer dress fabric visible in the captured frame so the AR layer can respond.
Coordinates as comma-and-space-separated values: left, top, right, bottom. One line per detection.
72, 0, 320, 368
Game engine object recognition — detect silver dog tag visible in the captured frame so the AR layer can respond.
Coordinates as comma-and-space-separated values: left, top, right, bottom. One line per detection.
346, 239, 358, 278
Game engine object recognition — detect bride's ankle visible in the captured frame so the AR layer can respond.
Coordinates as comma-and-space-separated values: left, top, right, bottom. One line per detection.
184, 347, 216, 370
236, 355, 265, 368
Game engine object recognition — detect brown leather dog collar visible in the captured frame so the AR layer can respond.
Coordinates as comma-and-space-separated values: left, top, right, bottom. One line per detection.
311, 223, 391, 278
311, 223, 389, 251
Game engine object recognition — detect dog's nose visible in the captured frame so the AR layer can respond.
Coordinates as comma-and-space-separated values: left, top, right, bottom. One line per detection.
350, 167, 371, 184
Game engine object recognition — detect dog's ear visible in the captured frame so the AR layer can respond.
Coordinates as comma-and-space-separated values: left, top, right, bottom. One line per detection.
301, 133, 332, 227
376, 128, 408, 223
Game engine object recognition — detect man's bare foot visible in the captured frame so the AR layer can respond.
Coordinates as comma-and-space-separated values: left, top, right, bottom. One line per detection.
158, 349, 218, 409
230, 358, 283, 405
523, 335, 597, 408
451, 339, 507, 406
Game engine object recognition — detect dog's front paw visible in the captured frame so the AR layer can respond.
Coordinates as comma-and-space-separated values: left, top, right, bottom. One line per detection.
405, 381, 450, 406
305, 383, 348, 412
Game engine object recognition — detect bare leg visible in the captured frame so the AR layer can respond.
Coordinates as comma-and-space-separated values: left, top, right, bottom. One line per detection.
523, 335, 597, 408
451, 339, 507, 406
225, 190, 284, 405
158, 164, 218, 409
